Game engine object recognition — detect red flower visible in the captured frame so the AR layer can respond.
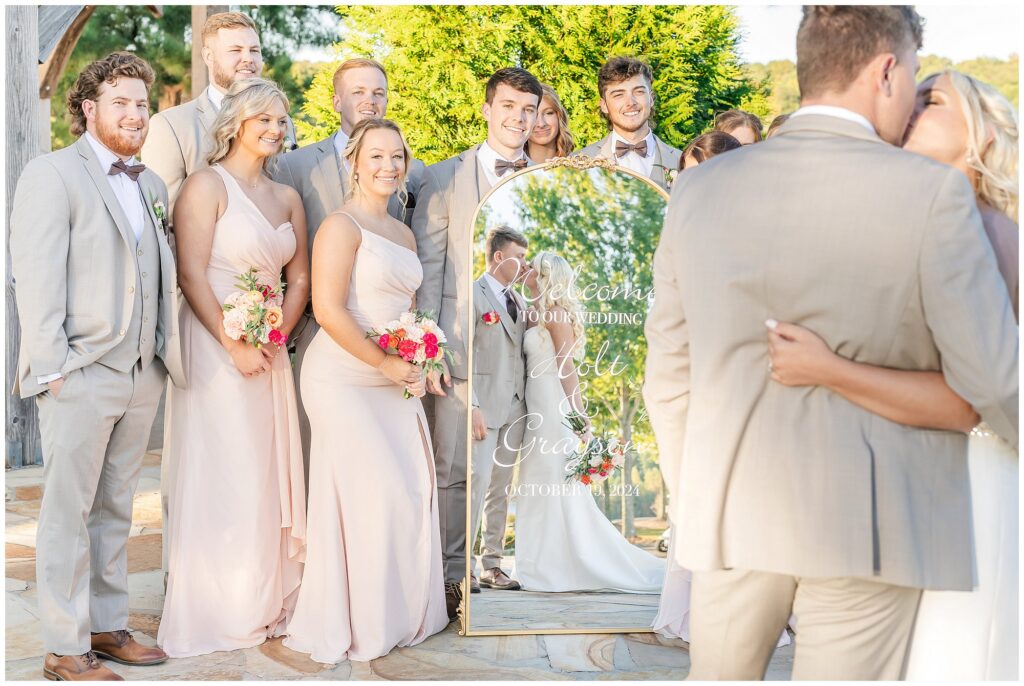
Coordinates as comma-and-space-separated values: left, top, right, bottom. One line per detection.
424, 344, 440, 359
261, 285, 272, 299
581, 474, 591, 485
268, 328, 288, 346
378, 334, 390, 349
423, 332, 438, 346
599, 471, 607, 477
588, 467, 598, 474
398, 339, 418, 361
482, 311, 500, 325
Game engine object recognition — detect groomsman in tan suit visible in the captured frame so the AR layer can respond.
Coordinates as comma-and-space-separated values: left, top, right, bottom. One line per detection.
10, 53, 184, 681
576, 57, 681, 189
272, 58, 426, 483
141, 11, 296, 212
643, 6, 1019, 681
471, 227, 529, 593
414, 67, 543, 619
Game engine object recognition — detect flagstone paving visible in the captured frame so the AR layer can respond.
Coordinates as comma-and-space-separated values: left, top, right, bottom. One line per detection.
6, 451, 795, 680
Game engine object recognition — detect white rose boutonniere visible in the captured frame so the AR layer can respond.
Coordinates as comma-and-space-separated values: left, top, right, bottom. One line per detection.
151, 199, 169, 235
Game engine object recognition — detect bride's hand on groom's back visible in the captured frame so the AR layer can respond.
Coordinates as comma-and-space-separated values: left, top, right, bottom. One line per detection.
765, 319, 838, 387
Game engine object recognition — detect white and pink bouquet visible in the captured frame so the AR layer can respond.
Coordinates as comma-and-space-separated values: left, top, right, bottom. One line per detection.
367, 310, 453, 398
222, 267, 288, 348
563, 411, 626, 486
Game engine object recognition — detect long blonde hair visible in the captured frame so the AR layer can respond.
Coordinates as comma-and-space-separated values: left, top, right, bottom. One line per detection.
342, 117, 412, 208
526, 84, 576, 160
926, 70, 1019, 221
206, 78, 290, 173
532, 251, 586, 360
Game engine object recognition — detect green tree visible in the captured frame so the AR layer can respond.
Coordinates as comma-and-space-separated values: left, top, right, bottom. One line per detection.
303, 5, 766, 163
50, 5, 341, 149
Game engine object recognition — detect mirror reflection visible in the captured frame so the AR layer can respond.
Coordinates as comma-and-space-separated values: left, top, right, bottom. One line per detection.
467, 163, 670, 632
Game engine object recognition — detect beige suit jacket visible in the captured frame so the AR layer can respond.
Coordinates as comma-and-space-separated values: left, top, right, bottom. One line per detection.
272, 133, 426, 259
472, 277, 527, 426
142, 88, 297, 210
577, 132, 681, 189
10, 136, 185, 398
643, 114, 1018, 591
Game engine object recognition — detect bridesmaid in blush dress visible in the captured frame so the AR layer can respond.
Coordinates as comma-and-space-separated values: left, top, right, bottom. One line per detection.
283, 118, 448, 664
158, 79, 308, 657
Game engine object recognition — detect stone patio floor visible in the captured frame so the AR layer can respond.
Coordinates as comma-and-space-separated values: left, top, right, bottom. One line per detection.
6, 451, 795, 680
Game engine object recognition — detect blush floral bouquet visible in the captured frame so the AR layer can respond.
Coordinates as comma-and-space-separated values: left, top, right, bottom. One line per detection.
368, 310, 453, 398
563, 410, 626, 485
222, 267, 288, 348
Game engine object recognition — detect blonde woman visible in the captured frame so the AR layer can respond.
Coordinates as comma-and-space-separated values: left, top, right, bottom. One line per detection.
525, 84, 576, 162
283, 118, 447, 664
510, 251, 665, 593
159, 78, 308, 657
767, 71, 1018, 680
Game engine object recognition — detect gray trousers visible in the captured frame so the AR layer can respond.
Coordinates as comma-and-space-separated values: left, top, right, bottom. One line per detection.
428, 376, 471, 583
471, 398, 526, 573
36, 361, 165, 654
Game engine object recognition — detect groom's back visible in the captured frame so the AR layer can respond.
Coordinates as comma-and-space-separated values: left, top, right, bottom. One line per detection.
654, 113, 1011, 590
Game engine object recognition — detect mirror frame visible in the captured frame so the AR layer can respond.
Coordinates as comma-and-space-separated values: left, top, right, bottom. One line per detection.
458, 155, 671, 636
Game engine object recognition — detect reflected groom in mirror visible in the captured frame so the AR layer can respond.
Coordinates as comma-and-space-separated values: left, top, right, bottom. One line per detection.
577, 56, 682, 189
413, 66, 542, 620
472, 227, 530, 594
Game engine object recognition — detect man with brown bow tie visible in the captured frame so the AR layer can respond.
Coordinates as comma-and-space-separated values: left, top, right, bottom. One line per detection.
10, 52, 184, 681
576, 56, 682, 188
412, 66, 542, 621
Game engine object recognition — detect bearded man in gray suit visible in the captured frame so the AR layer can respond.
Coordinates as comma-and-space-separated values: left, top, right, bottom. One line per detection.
643, 6, 1018, 680
413, 67, 543, 620
11, 53, 184, 681
576, 56, 681, 189
272, 58, 426, 484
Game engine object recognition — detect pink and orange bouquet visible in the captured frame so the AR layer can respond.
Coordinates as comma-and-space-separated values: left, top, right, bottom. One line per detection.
367, 310, 453, 398
563, 411, 626, 486
222, 267, 288, 348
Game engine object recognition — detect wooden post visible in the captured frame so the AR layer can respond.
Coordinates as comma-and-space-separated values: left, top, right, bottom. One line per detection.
190, 5, 228, 99
6, 5, 43, 468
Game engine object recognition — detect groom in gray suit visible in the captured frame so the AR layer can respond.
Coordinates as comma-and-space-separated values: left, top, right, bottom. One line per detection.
272, 58, 426, 485
576, 56, 681, 189
11, 53, 184, 681
644, 6, 1018, 680
471, 227, 530, 593
414, 67, 543, 619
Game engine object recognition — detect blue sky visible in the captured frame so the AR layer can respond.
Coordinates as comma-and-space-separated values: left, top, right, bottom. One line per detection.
735, 4, 1021, 64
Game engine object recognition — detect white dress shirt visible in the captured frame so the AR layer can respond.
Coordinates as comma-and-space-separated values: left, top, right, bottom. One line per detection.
334, 129, 351, 172
483, 271, 514, 313
207, 85, 226, 111
477, 141, 529, 188
41, 133, 148, 385
610, 129, 656, 177
789, 105, 877, 135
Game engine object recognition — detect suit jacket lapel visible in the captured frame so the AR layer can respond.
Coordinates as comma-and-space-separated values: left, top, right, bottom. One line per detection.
76, 137, 136, 248
600, 135, 615, 161
195, 89, 218, 134
651, 136, 667, 187
478, 276, 515, 340
315, 136, 347, 211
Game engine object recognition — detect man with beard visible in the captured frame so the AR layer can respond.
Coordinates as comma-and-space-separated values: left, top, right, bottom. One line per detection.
272, 58, 427, 484
413, 67, 542, 621
10, 52, 184, 681
577, 56, 682, 189
142, 11, 296, 213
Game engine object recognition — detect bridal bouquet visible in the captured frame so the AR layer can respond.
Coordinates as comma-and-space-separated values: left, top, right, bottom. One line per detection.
563, 411, 626, 485
222, 267, 288, 348
367, 310, 453, 398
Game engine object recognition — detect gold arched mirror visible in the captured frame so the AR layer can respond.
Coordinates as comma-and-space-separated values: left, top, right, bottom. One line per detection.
462, 157, 671, 635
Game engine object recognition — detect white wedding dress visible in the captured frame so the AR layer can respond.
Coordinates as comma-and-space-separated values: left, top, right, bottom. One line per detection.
512, 325, 665, 593
905, 427, 1019, 680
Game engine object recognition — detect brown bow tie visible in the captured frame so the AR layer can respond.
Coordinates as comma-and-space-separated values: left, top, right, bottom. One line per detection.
494, 158, 528, 177
108, 159, 146, 182
614, 140, 649, 158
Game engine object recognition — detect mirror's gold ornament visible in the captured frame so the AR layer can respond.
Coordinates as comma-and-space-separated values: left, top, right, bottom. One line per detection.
545, 154, 616, 171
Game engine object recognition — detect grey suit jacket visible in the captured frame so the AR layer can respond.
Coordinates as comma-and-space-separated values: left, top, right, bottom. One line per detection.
472, 277, 527, 426
142, 88, 297, 211
10, 136, 185, 398
272, 133, 426, 260
412, 144, 489, 380
643, 114, 1018, 591
577, 132, 682, 189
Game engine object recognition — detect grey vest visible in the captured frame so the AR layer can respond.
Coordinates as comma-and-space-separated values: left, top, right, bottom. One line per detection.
99, 201, 161, 372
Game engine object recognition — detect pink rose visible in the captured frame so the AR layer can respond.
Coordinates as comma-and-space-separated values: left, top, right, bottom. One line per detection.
424, 344, 439, 359
378, 334, 390, 349
268, 328, 288, 346
423, 332, 438, 346
398, 339, 418, 361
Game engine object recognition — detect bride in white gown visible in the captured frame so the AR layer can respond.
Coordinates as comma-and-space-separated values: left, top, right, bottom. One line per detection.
511, 251, 665, 593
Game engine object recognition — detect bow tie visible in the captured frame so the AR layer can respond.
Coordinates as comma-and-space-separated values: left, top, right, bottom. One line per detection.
494, 158, 528, 177
614, 139, 649, 158
108, 159, 146, 182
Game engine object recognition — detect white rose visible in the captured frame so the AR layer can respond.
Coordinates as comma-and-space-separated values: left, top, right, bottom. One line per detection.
414, 346, 427, 364
589, 454, 603, 467
225, 291, 247, 309
223, 309, 247, 340
399, 311, 416, 328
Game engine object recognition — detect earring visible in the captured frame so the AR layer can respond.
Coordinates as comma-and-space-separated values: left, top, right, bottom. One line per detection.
353, 172, 359, 180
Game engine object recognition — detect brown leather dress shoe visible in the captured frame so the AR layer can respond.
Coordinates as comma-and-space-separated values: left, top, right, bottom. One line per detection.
91, 630, 168, 666
43, 652, 124, 681
444, 582, 463, 621
470, 574, 481, 594
479, 567, 522, 590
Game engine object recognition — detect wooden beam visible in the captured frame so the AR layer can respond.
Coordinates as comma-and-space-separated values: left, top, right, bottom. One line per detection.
6, 6, 43, 469
38, 6, 95, 101
37, 5, 84, 64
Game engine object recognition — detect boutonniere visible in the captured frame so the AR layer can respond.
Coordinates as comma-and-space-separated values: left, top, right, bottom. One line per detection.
482, 311, 501, 326
653, 164, 678, 189
151, 198, 169, 234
